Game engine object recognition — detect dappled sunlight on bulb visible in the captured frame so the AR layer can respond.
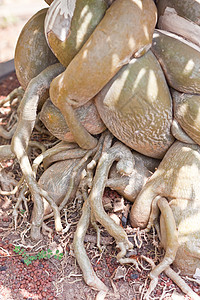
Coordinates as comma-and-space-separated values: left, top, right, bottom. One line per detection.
76, 9, 93, 48
183, 59, 195, 75
146, 70, 158, 103
132, 67, 146, 91
143, 24, 150, 40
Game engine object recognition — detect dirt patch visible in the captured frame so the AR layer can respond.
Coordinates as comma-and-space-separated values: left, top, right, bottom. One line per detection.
0, 73, 200, 300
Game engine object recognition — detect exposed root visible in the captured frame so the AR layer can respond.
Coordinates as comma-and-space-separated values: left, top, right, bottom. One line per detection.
118, 255, 140, 271
13, 185, 28, 230
0, 141, 45, 198
39, 188, 63, 232
147, 198, 179, 289
165, 267, 200, 300
72, 137, 142, 293
0, 177, 23, 195
9, 63, 65, 240
91, 214, 102, 252
0, 86, 24, 106
142, 255, 200, 300
62, 209, 71, 233
89, 142, 135, 257
28, 140, 46, 153
81, 132, 111, 252
55, 94, 98, 149
32, 141, 84, 175
139, 197, 181, 298
43, 145, 99, 221
145, 196, 162, 243
73, 198, 108, 298
0, 123, 17, 139
42, 221, 53, 236
72, 131, 114, 296
42, 132, 109, 238
44, 147, 89, 168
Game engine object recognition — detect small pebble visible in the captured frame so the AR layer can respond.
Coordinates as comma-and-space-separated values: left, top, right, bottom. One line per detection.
121, 215, 127, 227
131, 273, 139, 280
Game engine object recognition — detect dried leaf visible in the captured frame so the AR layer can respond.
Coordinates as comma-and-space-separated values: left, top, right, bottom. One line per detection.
45, 0, 76, 42
113, 266, 126, 280
113, 197, 124, 213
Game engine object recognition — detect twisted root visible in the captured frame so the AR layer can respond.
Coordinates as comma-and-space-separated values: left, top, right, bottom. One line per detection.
142, 255, 200, 300
142, 197, 200, 299
72, 135, 144, 297
0, 63, 65, 240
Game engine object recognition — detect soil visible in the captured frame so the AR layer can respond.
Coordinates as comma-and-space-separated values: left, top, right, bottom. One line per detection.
0, 73, 200, 300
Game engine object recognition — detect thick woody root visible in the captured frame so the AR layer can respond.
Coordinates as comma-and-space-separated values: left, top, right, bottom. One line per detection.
30, 131, 111, 296
1, 129, 104, 239
11, 184, 32, 232
0, 63, 65, 240
89, 141, 138, 264
12, 142, 76, 235
142, 255, 200, 300
73, 134, 142, 297
143, 197, 200, 300
37, 129, 154, 235
73, 132, 111, 298
0, 140, 46, 202
73, 198, 108, 300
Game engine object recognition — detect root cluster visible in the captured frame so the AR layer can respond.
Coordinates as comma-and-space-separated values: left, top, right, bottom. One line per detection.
0, 65, 199, 299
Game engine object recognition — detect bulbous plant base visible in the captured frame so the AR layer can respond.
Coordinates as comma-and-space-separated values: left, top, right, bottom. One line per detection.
1, 0, 200, 298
